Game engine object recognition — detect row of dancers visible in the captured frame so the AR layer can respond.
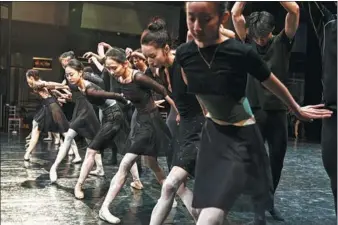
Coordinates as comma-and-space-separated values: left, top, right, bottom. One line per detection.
23, 1, 336, 225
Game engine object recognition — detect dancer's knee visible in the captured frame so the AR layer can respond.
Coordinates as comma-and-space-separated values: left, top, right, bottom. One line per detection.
197, 208, 224, 225
161, 178, 180, 199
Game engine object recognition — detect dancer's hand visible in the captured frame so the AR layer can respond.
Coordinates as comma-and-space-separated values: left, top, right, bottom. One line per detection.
155, 99, 165, 108
293, 104, 333, 122
125, 48, 133, 58
176, 114, 180, 125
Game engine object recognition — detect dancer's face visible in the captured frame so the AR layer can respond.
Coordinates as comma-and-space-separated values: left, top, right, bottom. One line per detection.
186, 2, 228, 44
65, 66, 82, 85
26, 76, 34, 88
141, 44, 168, 68
105, 57, 128, 77
60, 56, 72, 69
132, 56, 146, 69
252, 33, 273, 47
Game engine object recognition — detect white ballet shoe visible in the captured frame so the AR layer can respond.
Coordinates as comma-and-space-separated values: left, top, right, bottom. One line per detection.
130, 180, 144, 190
74, 183, 84, 199
43, 137, 52, 141
49, 165, 58, 183
72, 157, 82, 164
99, 209, 121, 224
89, 169, 105, 177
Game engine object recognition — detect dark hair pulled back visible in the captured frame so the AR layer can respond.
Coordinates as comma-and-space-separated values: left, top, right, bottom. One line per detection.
140, 17, 172, 49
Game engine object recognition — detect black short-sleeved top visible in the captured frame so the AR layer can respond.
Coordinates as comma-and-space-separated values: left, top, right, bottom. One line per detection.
245, 30, 294, 110
175, 39, 271, 123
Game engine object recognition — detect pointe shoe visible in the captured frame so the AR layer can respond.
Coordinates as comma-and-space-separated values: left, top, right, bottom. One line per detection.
130, 180, 144, 190
72, 157, 82, 164
49, 165, 58, 183
74, 183, 84, 199
43, 137, 53, 141
99, 209, 121, 224
89, 169, 105, 177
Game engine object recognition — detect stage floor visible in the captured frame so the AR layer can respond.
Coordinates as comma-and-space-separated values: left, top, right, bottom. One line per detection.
0, 132, 336, 225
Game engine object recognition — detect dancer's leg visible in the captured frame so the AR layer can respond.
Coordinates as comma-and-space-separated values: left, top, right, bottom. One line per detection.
44, 132, 53, 141
196, 208, 226, 225
143, 156, 166, 185
74, 148, 97, 199
52, 132, 60, 145
150, 166, 197, 225
89, 153, 105, 177
62, 132, 81, 163
130, 162, 143, 190
322, 115, 337, 213
50, 129, 78, 182
24, 120, 41, 160
99, 153, 139, 224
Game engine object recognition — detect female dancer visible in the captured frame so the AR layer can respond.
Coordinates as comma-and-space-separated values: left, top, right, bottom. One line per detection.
176, 2, 333, 225
98, 47, 178, 224
65, 59, 143, 198
141, 18, 205, 224
24, 69, 79, 161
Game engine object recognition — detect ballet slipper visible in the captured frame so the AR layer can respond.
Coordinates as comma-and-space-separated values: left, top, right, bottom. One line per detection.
89, 169, 105, 177
74, 183, 84, 199
72, 157, 82, 164
99, 209, 121, 224
130, 180, 144, 190
43, 137, 52, 141
49, 165, 58, 183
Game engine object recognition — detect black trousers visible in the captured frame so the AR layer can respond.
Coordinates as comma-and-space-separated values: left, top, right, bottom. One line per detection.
321, 113, 337, 213
253, 109, 288, 209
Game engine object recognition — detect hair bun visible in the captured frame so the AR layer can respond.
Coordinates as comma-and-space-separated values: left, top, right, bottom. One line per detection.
148, 17, 166, 32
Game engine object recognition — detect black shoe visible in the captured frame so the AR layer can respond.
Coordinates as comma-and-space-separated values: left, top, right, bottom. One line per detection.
269, 207, 285, 221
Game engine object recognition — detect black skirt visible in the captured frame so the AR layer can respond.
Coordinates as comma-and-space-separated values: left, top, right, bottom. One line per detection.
192, 118, 273, 211
126, 108, 172, 157
69, 94, 100, 140
33, 97, 69, 134
88, 103, 129, 152
172, 114, 205, 176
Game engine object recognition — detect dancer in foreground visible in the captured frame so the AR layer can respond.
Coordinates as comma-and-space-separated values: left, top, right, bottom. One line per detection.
141, 18, 204, 224
98, 47, 178, 224
176, 2, 332, 225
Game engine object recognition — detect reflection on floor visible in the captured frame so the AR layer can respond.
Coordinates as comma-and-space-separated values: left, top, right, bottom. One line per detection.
0, 132, 336, 225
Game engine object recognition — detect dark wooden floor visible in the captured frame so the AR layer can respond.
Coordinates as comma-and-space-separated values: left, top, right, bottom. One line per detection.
0, 132, 336, 225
